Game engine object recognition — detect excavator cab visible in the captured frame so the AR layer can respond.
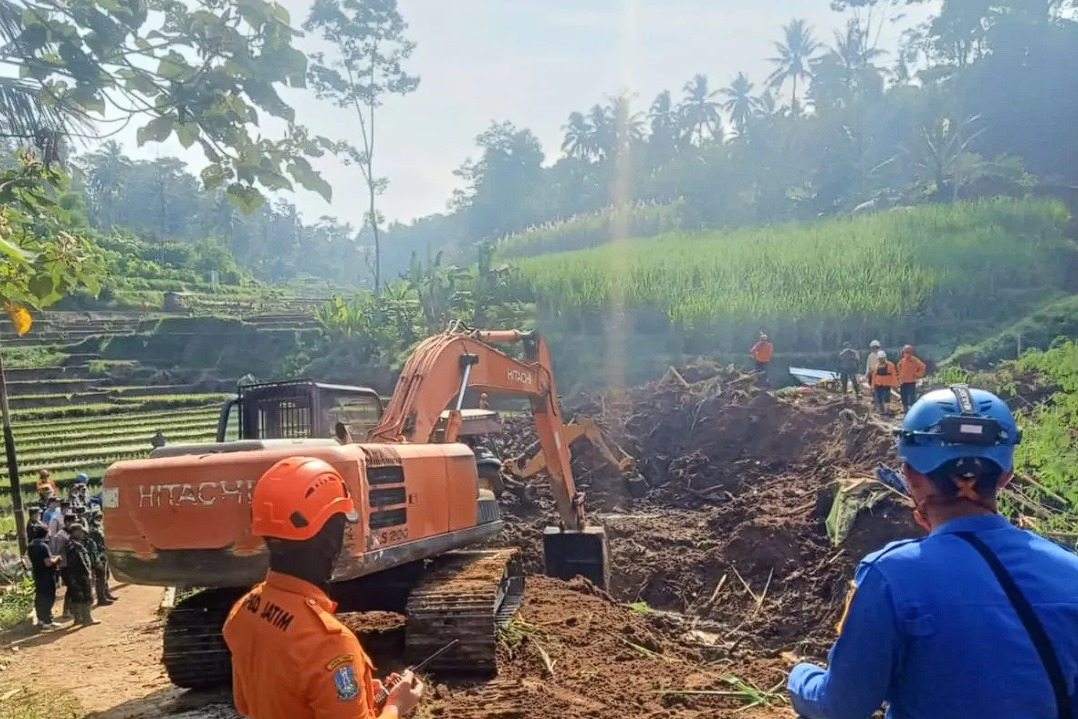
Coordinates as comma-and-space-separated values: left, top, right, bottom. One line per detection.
215, 379, 384, 443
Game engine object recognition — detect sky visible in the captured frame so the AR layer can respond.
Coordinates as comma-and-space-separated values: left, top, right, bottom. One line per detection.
112, 0, 939, 227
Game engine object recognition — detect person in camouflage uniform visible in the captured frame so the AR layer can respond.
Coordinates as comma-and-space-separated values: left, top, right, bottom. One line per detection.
64, 524, 99, 626
86, 510, 117, 605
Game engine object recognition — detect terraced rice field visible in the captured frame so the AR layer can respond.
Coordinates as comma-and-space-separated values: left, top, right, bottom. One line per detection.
1, 400, 223, 497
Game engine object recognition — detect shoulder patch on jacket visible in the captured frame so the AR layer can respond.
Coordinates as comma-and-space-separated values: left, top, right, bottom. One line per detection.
326, 654, 353, 671
333, 663, 360, 701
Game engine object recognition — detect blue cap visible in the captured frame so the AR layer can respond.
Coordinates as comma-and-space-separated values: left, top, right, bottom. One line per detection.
75, 473, 89, 484
897, 385, 1020, 475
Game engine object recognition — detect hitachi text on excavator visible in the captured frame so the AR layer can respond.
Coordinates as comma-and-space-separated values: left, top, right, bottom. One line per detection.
101, 327, 608, 688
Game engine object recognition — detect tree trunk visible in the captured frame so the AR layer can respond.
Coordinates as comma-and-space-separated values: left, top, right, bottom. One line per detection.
370, 180, 381, 296
0, 335, 27, 555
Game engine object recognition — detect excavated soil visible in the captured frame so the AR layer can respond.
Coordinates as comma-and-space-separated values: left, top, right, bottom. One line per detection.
486, 360, 920, 664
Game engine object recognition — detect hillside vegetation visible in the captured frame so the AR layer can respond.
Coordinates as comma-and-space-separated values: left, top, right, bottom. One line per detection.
514, 199, 1073, 349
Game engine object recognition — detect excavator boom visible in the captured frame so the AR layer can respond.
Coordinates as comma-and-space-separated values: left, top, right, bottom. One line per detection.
369, 327, 608, 586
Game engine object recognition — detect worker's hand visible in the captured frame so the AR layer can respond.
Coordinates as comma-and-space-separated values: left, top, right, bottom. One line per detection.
385, 669, 424, 715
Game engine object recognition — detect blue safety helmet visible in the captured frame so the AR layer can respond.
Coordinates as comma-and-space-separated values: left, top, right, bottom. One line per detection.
897, 385, 1020, 476
75, 472, 89, 484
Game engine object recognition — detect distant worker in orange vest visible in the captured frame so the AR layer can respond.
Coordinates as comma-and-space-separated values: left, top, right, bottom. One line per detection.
897, 345, 927, 412
223, 457, 424, 719
872, 350, 898, 414
750, 333, 774, 387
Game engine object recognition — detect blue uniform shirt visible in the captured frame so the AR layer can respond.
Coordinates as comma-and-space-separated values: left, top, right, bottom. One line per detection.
788, 514, 1078, 719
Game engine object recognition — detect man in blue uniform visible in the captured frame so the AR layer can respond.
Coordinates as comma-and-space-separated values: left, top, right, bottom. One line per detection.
788, 385, 1078, 719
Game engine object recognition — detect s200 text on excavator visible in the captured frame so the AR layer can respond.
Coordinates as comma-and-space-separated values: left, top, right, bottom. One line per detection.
101, 327, 608, 688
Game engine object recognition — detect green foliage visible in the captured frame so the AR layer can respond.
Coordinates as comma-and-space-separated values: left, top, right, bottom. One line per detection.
0, 152, 101, 314
499, 201, 688, 258
1011, 341, 1078, 530
0, 573, 33, 631
302, 245, 534, 382
514, 199, 1071, 345
949, 295, 1078, 369
6, 0, 331, 205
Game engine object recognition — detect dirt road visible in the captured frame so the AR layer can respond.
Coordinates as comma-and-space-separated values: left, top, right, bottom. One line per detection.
0, 583, 234, 718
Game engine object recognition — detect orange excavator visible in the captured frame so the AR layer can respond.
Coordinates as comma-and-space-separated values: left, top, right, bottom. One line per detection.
101, 327, 608, 688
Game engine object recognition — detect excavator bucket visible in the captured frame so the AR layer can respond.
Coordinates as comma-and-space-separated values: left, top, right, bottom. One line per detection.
542, 526, 610, 590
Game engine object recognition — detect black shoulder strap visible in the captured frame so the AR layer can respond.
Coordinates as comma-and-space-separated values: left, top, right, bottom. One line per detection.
956, 531, 1072, 719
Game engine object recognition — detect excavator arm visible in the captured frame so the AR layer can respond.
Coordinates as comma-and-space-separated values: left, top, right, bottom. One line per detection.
508, 415, 635, 480
369, 328, 609, 588
369, 329, 582, 530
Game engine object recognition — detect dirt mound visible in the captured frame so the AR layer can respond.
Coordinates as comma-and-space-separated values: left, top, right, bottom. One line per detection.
492, 361, 920, 661
423, 576, 790, 718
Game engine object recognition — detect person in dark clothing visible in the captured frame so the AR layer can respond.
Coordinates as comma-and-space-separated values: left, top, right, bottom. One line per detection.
64, 524, 99, 626
27, 524, 61, 629
86, 511, 117, 605
837, 342, 861, 397
26, 507, 47, 547
53, 512, 76, 620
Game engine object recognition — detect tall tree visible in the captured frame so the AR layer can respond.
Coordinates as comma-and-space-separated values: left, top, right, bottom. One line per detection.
679, 74, 723, 146
647, 90, 680, 166
720, 73, 758, 135
305, 0, 420, 295
607, 93, 645, 158
561, 111, 593, 160
78, 141, 131, 227
767, 19, 820, 115
587, 104, 614, 160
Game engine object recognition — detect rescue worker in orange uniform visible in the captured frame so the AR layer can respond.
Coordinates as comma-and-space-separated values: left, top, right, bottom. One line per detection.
223, 457, 424, 719
896, 345, 927, 412
750, 333, 774, 386
871, 350, 898, 414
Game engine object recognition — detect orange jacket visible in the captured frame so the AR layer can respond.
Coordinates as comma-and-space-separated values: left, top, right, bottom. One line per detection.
897, 355, 926, 384
873, 360, 898, 387
223, 571, 385, 719
751, 340, 774, 363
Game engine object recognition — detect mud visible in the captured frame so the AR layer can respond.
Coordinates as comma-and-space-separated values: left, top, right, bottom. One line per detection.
490, 361, 918, 662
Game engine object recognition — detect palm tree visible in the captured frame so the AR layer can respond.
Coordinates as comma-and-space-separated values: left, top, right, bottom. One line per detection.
679, 74, 722, 146
767, 19, 820, 115
587, 104, 614, 159
648, 90, 679, 165
561, 111, 592, 160
607, 93, 645, 157
720, 73, 758, 135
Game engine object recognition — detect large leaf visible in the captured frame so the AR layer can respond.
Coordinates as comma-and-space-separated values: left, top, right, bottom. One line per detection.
0, 235, 35, 264
225, 183, 265, 213
136, 115, 175, 145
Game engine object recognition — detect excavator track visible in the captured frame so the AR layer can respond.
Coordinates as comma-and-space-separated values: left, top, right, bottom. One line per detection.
404, 548, 524, 675
162, 587, 247, 689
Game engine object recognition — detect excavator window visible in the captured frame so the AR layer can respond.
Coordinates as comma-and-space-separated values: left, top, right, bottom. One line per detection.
217, 381, 384, 442
321, 388, 382, 440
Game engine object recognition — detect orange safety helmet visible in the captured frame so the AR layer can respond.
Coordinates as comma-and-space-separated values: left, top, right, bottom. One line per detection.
251, 457, 358, 542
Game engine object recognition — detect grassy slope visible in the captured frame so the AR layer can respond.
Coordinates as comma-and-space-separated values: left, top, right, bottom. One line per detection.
515, 199, 1073, 333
